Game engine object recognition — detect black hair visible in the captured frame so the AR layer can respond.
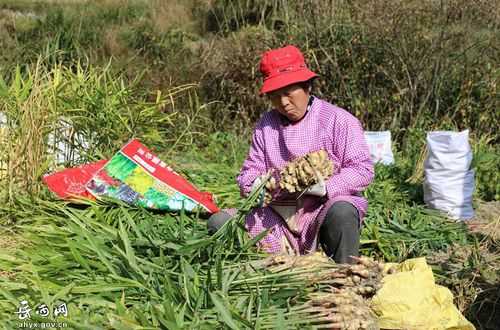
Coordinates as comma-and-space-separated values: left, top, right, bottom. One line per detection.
299, 78, 315, 93
265, 78, 316, 98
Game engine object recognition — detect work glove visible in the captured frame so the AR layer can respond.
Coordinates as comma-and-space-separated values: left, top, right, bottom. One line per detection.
250, 175, 266, 207
303, 175, 326, 197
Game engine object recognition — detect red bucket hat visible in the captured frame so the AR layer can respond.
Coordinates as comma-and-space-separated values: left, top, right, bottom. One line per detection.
259, 45, 318, 95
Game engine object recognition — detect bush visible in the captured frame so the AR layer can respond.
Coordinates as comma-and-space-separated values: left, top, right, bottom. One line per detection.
201, 0, 499, 140
471, 135, 500, 201
197, 25, 278, 133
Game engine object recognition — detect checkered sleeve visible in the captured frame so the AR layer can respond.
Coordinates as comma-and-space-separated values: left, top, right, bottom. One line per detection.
325, 116, 374, 198
236, 122, 267, 197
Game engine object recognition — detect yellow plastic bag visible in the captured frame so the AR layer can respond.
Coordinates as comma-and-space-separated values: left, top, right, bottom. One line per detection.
371, 257, 475, 330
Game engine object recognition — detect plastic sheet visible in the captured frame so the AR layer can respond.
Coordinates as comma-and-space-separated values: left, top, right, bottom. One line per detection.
371, 258, 475, 330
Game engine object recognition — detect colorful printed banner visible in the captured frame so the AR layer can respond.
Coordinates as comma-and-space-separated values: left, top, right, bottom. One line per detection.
86, 139, 219, 213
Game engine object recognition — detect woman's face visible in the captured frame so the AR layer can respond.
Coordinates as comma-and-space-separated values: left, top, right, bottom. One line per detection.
268, 83, 310, 122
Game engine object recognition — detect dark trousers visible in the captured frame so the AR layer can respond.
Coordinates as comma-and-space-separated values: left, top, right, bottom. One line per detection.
318, 201, 360, 264
207, 201, 360, 264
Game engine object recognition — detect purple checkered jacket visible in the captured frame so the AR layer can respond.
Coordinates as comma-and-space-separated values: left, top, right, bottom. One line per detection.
236, 96, 374, 254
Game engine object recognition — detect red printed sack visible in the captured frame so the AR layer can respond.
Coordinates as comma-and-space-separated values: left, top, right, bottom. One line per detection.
43, 160, 107, 200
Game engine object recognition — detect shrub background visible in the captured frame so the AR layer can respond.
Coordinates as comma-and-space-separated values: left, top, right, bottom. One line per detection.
1, 0, 498, 134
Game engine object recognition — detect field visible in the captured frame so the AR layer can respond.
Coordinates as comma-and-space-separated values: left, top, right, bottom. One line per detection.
0, 0, 499, 329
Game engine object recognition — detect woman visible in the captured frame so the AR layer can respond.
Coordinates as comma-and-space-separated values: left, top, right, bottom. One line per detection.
209, 45, 374, 263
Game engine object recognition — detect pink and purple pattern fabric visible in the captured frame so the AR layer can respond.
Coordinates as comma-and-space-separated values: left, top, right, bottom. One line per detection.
236, 96, 374, 254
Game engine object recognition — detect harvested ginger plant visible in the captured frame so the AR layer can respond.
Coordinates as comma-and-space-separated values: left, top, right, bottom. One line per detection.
279, 150, 334, 193
254, 253, 393, 329
258, 150, 333, 205
308, 289, 379, 330
263, 176, 277, 205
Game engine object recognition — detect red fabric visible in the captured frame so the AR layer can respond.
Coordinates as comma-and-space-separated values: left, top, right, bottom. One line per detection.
43, 160, 107, 200
259, 45, 318, 95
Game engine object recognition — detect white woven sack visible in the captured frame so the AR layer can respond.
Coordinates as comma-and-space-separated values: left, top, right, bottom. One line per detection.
423, 130, 475, 220
424, 169, 475, 220
364, 131, 394, 165
424, 130, 472, 171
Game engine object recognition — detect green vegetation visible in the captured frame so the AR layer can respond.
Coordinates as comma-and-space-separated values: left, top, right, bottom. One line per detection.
0, 0, 498, 329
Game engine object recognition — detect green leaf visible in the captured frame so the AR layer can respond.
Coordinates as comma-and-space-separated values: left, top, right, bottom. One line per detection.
50, 282, 75, 305
209, 291, 240, 330
242, 229, 269, 251
67, 239, 93, 275
118, 218, 140, 273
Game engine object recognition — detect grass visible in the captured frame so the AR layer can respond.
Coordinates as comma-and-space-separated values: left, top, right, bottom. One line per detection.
1, 134, 498, 328
0, 187, 267, 328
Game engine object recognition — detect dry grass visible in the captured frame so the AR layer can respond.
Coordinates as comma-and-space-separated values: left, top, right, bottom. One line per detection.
407, 146, 428, 184
2, 66, 54, 200
103, 25, 128, 57
198, 25, 277, 133
0, 227, 22, 280
0, 233, 17, 251
149, 0, 197, 34
468, 201, 500, 241
428, 204, 500, 330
